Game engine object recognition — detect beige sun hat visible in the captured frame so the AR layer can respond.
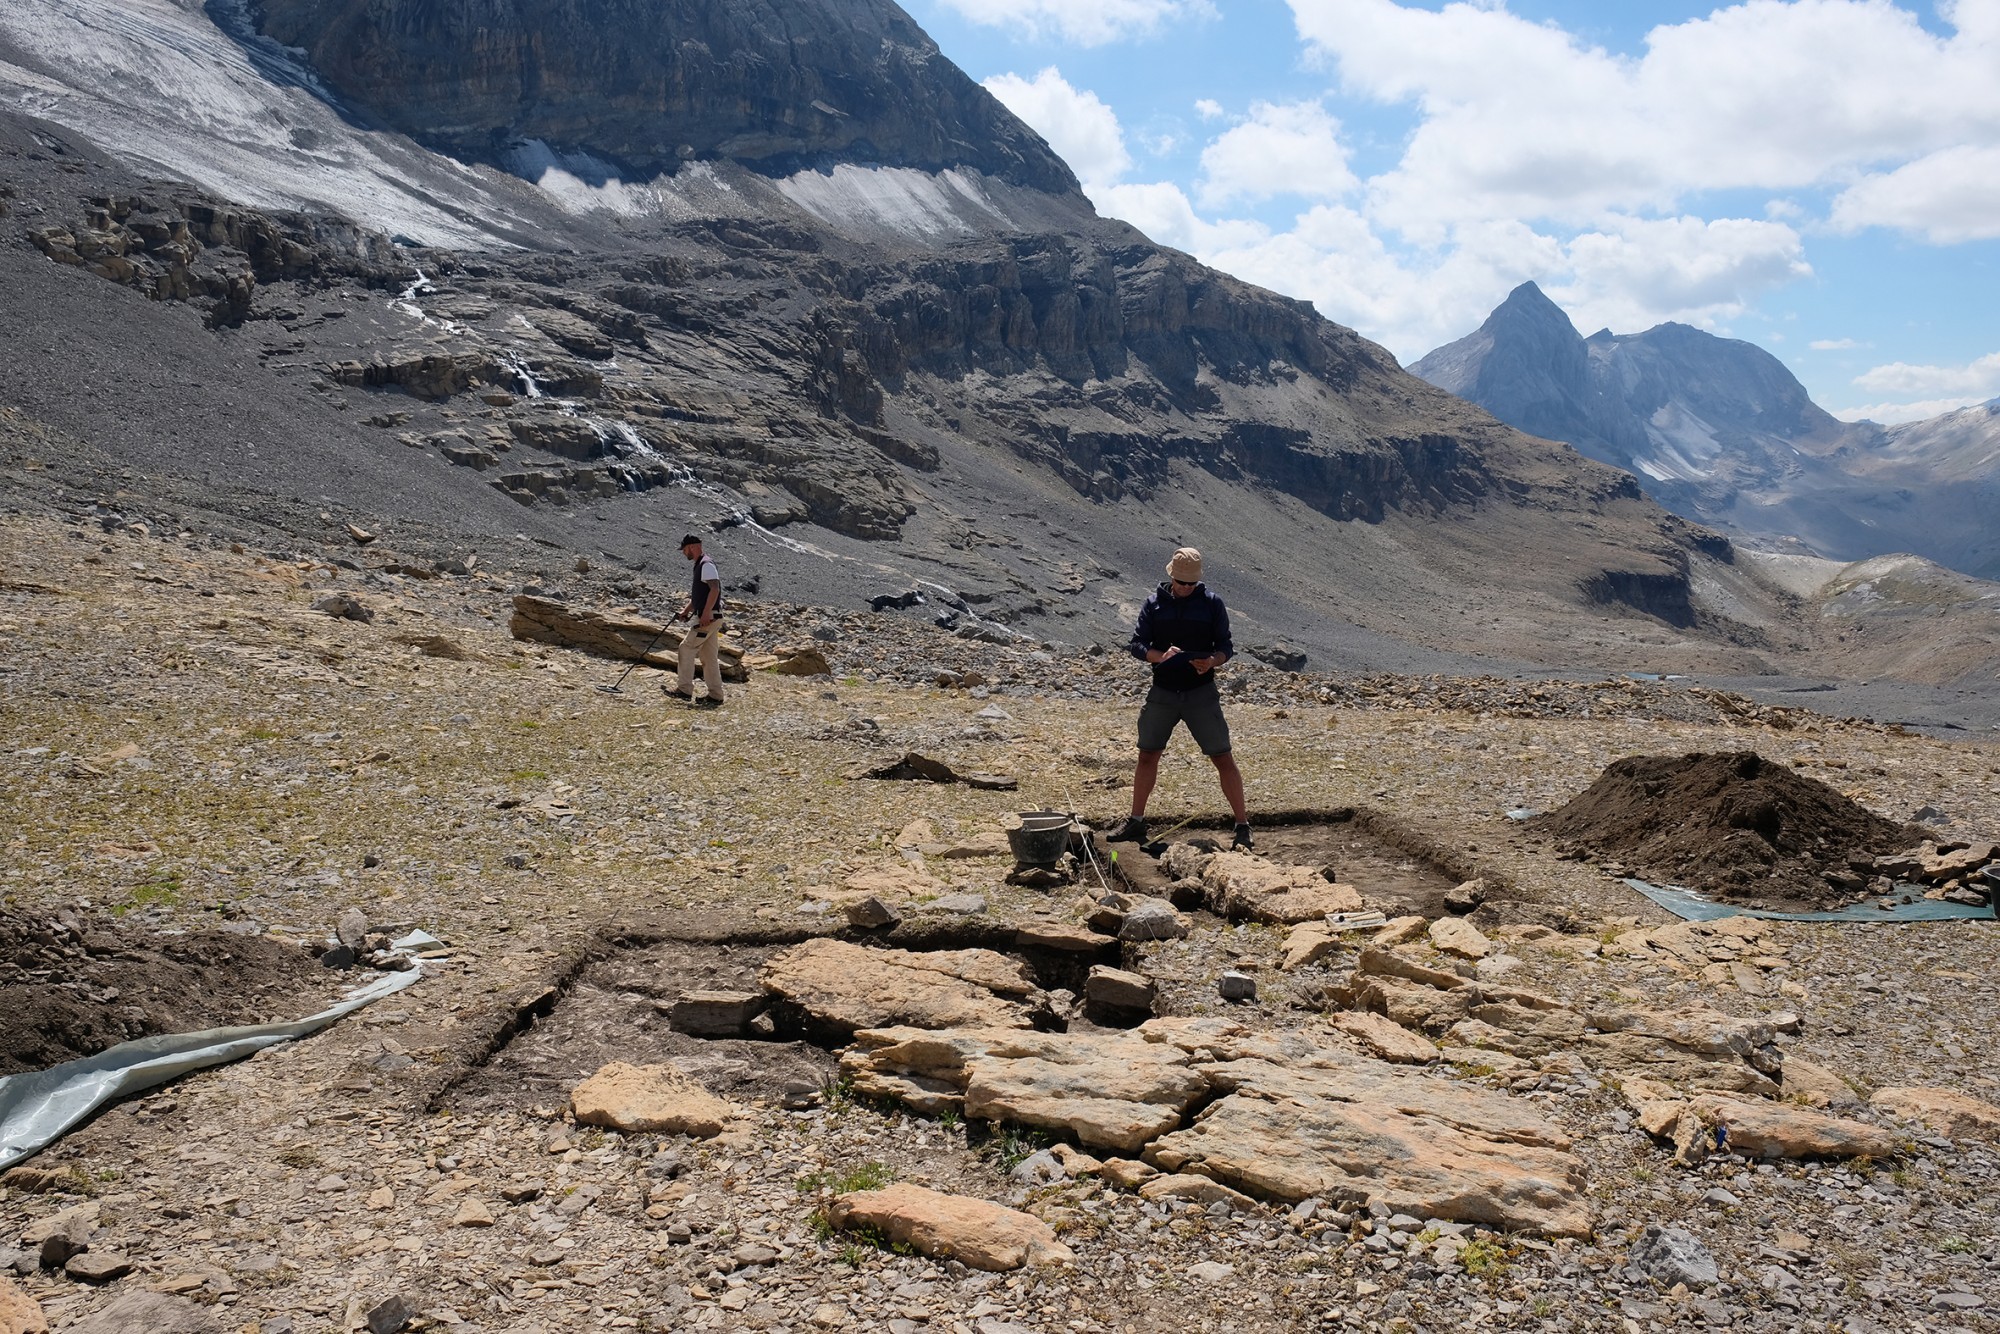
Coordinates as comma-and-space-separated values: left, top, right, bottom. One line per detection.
1166, 547, 1203, 582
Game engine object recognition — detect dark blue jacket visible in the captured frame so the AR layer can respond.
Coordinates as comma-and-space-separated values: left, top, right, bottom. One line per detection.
1128, 582, 1232, 691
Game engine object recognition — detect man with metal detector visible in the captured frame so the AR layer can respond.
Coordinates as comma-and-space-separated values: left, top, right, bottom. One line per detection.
669, 534, 725, 707
1106, 546, 1252, 850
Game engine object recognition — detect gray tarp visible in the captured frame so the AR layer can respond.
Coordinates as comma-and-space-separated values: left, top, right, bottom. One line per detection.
1627, 878, 1996, 924
0, 956, 424, 1171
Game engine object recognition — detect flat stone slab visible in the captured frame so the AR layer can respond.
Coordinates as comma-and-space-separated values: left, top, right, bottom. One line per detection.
571, 1061, 735, 1138
762, 938, 1034, 1035
827, 1184, 1072, 1271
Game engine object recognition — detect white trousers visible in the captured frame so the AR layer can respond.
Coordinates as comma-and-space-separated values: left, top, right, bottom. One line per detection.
676, 622, 724, 700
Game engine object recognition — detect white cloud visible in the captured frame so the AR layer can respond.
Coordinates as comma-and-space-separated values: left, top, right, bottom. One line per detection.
1832, 395, 1994, 425
1830, 145, 2000, 242
938, 0, 1213, 45
983, 68, 1131, 190
1810, 338, 1861, 351
1550, 216, 1809, 336
1193, 98, 1225, 120
1195, 101, 1357, 207
1853, 350, 2000, 398
1286, 0, 2000, 240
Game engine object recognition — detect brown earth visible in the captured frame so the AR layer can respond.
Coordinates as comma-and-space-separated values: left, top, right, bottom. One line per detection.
0, 908, 347, 1073
1534, 751, 1921, 908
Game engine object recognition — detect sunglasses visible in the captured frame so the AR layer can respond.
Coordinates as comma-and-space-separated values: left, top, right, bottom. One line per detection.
1171, 578, 1198, 588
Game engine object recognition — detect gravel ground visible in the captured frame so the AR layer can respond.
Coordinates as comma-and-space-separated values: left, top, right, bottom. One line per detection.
2, 500, 1999, 1334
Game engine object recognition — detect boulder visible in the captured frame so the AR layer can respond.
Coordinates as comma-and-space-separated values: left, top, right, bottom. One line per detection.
826, 1184, 1073, 1271
748, 644, 832, 676
570, 1061, 735, 1138
1015, 923, 1115, 953
311, 592, 373, 622
1373, 915, 1429, 947
1199, 851, 1364, 923
1117, 898, 1190, 942
509, 595, 747, 681
761, 938, 1035, 1035
1685, 1094, 1896, 1160
843, 896, 902, 930
1429, 916, 1492, 959
1329, 1011, 1439, 1065
1870, 1086, 2000, 1139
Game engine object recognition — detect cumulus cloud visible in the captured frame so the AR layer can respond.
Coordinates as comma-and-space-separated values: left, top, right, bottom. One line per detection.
983, 68, 1131, 189
1196, 101, 1357, 207
1550, 216, 1810, 336
1853, 350, 2000, 398
939, 0, 1213, 46
1830, 145, 2000, 242
1287, 0, 2000, 240
1193, 98, 1225, 120
1810, 338, 1861, 351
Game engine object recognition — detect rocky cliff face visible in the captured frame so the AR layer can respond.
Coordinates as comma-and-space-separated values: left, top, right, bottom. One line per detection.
1413, 283, 1997, 578
250, 0, 1082, 194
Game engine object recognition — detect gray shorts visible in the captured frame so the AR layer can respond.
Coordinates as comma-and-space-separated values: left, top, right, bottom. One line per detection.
1137, 680, 1233, 756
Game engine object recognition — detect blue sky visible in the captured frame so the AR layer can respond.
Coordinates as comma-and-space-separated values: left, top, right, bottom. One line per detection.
908, 0, 2000, 423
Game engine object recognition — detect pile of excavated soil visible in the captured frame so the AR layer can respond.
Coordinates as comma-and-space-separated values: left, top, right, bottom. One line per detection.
0, 908, 345, 1074
1537, 751, 1921, 907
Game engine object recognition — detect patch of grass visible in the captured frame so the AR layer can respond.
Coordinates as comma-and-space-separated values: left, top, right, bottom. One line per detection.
979, 1123, 1052, 1174
1631, 1166, 1655, 1183
1458, 1236, 1510, 1279
836, 1242, 870, 1267
245, 726, 282, 741
1940, 1236, 1976, 1255
820, 1075, 855, 1109
511, 769, 548, 781
937, 1108, 962, 1130
117, 870, 183, 915
796, 1161, 894, 1196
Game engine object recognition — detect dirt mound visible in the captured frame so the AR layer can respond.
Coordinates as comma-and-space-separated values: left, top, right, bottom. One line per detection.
1537, 751, 1920, 907
0, 908, 345, 1074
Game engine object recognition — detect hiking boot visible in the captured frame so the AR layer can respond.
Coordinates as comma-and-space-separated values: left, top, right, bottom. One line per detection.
1231, 822, 1254, 851
693, 696, 724, 709
663, 687, 694, 701
1105, 815, 1149, 843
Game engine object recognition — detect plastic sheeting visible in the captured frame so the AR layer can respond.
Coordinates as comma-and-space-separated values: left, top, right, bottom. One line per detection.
1626, 878, 1997, 924
0, 962, 423, 1171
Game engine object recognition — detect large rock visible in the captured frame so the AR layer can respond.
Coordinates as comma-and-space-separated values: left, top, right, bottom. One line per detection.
761, 938, 1035, 1035
509, 595, 747, 681
1429, 916, 1492, 960
65, 1292, 221, 1333
570, 1061, 735, 1137
1198, 851, 1364, 924
826, 1184, 1074, 1271
0, 1277, 45, 1334
1329, 1011, 1438, 1065
1142, 1019, 1588, 1235
1684, 1094, 1896, 1160
843, 1027, 1210, 1152
1871, 1087, 2000, 1139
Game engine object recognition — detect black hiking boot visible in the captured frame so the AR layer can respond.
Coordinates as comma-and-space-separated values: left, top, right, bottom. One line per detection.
1232, 822, 1254, 851
1105, 815, 1149, 844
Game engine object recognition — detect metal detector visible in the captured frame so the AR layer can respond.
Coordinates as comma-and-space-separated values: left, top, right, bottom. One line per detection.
595, 614, 685, 695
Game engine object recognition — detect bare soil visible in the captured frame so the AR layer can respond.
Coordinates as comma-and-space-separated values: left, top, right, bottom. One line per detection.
1534, 750, 1921, 909
0, 906, 347, 1074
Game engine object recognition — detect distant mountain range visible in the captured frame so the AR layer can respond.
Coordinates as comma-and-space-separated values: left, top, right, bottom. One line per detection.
1411, 283, 1999, 579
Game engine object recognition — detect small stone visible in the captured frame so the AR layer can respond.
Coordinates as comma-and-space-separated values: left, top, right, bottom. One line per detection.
928, 894, 987, 915
311, 592, 373, 622
452, 1197, 494, 1228
500, 1183, 543, 1203
366, 1294, 416, 1334
844, 896, 902, 930
1629, 1225, 1718, 1289
366, 1187, 394, 1211
1186, 1261, 1237, 1282
336, 907, 370, 950
1702, 1188, 1739, 1207
1217, 970, 1257, 1002
0, 1275, 44, 1334
1443, 879, 1489, 913
1931, 1292, 1985, 1311
732, 1243, 780, 1268
1117, 898, 1188, 942
666, 991, 767, 1037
